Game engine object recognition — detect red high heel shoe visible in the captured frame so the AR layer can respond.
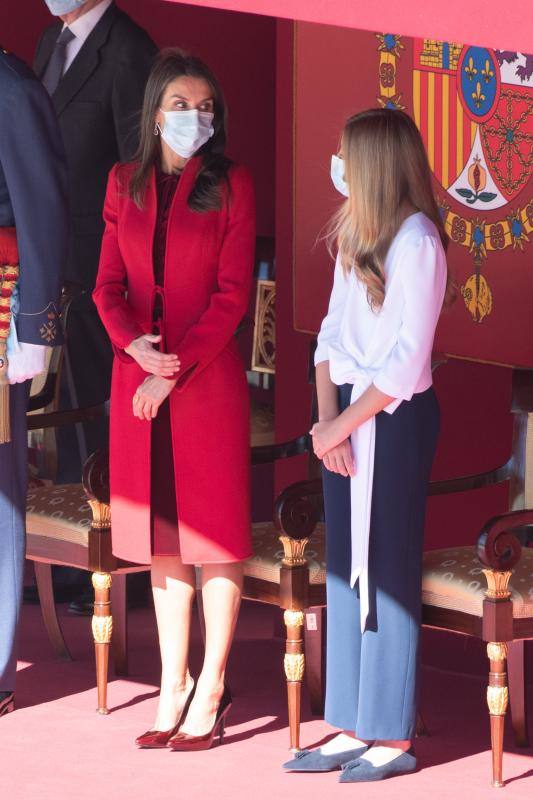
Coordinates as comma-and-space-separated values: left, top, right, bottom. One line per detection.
136, 680, 195, 748
167, 686, 232, 751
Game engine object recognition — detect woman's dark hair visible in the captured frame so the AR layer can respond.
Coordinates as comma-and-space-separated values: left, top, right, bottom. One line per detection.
129, 48, 231, 212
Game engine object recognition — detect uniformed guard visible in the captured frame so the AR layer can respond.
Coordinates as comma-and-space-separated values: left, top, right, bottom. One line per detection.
0, 45, 67, 718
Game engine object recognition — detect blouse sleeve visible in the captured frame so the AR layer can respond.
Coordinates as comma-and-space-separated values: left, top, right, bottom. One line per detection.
314, 254, 347, 365
373, 233, 446, 403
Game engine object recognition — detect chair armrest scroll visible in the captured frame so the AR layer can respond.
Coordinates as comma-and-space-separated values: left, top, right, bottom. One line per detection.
476, 509, 531, 570
82, 449, 110, 505
273, 478, 323, 539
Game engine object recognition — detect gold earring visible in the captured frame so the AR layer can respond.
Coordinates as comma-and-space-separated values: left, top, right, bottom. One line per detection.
154, 123, 159, 136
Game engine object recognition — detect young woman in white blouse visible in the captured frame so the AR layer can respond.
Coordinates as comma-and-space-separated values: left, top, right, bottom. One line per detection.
283, 109, 454, 782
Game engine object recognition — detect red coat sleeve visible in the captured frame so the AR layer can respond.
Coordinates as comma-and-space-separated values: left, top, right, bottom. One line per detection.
170, 164, 256, 392
93, 164, 144, 361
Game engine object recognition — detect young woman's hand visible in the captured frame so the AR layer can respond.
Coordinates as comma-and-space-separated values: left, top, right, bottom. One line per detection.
310, 417, 347, 461
132, 375, 177, 420
322, 440, 355, 477
125, 334, 180, 377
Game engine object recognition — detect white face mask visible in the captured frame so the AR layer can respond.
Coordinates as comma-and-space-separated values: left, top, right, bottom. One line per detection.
44, 0, 88, 15
157, 109, 215, 159
330, 154, 349, 197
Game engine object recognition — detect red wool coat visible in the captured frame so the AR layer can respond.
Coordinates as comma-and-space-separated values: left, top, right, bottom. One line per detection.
93, 157, 255, 565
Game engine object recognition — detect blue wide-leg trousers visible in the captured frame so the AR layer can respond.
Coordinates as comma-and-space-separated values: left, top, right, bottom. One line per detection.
323, 384, 439, 741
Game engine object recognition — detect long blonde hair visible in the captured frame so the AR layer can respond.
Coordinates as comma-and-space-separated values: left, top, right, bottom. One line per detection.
328, 108, 454, 309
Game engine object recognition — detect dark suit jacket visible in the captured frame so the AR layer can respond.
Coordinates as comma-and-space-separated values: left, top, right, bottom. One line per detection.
34, 4, 157, 290
0, 48, 67, 346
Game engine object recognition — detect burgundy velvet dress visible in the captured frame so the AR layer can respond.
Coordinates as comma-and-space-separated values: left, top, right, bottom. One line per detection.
150, 168, 180, 555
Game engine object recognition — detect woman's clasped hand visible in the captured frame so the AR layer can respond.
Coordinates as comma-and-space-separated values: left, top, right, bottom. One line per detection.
310, 418, 355, 477
125, 332, 180, 377
124, 333, 180, 420
132, 375, 177, 420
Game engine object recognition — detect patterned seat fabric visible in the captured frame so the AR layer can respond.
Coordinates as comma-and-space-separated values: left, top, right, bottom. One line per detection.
245, 522, 326, 585
422, 546, 533, 618
26, 484, 92, 546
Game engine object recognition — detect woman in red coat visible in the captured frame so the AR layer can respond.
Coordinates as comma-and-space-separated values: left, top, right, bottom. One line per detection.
93, 49, 255, 750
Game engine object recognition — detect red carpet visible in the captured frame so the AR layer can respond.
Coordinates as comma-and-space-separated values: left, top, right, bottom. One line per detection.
2, 600, 532, 799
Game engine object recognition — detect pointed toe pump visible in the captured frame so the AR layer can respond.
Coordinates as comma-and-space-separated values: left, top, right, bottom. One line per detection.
136, 680, 196, 749
339, 748, 417, 783
168, 686, 232, 752
282, 743, 369, 772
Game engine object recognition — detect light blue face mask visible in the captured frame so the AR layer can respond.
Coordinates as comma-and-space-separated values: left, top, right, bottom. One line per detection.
330, 154, 349, 197
44, 0, 88, 16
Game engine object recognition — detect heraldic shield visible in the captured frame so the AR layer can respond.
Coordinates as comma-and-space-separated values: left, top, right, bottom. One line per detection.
409, 39, 532, 322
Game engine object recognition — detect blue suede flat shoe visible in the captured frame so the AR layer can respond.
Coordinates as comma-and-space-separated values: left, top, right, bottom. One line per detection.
338, 747, 417, 782
283, 744, 369, 773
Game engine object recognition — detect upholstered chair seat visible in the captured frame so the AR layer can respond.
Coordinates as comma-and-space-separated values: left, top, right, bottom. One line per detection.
26, 484, 92, 547
422, 547, 533, 618
246, 522, 326, 584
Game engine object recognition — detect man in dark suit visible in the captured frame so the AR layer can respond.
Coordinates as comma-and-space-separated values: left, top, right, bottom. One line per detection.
35, 0, 157, 472
0, 46, 67, 717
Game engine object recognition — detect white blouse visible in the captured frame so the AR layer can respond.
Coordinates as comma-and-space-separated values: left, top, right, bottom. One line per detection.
315, 212, 447, 631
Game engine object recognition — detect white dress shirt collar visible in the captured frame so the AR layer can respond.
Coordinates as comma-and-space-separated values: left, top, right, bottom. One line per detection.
64, 0, 113, 45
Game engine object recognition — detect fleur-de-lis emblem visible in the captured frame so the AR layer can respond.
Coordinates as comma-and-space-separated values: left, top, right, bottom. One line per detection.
472, 81, 485, 108
481, 59, 494, 83
464, 56, 477, 81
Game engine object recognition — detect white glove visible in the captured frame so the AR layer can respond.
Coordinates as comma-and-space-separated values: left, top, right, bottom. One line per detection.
7, 341, 48, 384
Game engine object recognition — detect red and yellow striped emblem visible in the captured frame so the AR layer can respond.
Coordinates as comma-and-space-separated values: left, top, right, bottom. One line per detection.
413, 40, 477, 190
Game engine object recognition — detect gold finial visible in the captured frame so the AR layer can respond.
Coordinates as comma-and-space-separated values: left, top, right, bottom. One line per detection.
279, 535, 309, 566
88, 499, 111, 529
482, 569, 512, 599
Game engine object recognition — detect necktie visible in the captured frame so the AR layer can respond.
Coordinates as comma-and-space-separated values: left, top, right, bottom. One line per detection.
41, 27, 75, 96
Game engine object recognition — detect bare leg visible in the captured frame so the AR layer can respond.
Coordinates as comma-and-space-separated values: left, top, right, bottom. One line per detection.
151, 555, 196, 731
179, 562, 243, 735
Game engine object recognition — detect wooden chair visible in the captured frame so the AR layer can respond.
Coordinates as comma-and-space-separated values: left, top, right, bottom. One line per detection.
25, 415, 143, 711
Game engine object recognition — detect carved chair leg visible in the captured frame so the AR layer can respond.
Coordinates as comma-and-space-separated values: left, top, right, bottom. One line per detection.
303, 606, 325, 716
487, 642, 509, 788
284, 609, 305, 752
34, 562, 72, 661
92, 572, 113, 714
507, 640, 529, 748
110, 574, 127, 677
